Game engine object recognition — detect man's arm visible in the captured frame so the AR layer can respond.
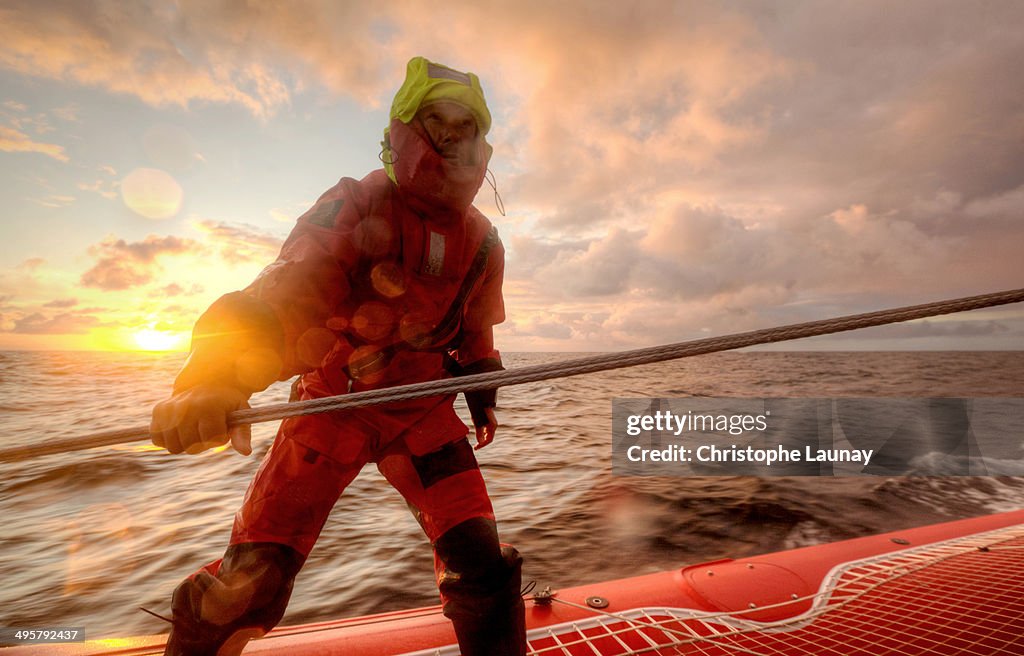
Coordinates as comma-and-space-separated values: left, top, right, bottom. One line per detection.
151, 183, 361, 455
452, 232, 506, 450
151, 291, 285, 455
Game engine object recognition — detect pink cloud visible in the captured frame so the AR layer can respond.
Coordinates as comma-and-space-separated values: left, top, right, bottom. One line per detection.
0, 126, 68, 161
81, 234, 202, 290
192, 219, 284, 265
43, 297, 78, 308
17, 258, 45, 270
155, 282, 204, 297
0, 2, 398, 118
10, 311, 100, 335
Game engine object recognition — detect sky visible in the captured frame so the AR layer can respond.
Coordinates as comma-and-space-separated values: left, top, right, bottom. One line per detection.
0, 0, 1022, 353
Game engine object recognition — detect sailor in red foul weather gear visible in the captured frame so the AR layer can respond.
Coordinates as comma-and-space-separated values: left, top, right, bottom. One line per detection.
151, 56, 525, 656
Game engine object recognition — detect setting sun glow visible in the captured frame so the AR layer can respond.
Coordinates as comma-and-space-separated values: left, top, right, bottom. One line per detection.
133, 328, 184, 352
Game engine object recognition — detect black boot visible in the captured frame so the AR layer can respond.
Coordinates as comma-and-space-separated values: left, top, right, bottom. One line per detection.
163, 543, 303, 656
436, 519, 527, 656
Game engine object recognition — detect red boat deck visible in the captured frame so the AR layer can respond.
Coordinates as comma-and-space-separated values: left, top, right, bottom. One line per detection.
521, 518, 1024, 655
5, 510, 1024, 655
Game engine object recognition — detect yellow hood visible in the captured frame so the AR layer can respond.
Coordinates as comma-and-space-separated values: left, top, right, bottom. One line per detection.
383, 57, 492, 184
389, 56, 491, 135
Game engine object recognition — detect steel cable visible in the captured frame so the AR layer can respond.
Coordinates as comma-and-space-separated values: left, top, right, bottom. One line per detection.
1, 287, 1021, 464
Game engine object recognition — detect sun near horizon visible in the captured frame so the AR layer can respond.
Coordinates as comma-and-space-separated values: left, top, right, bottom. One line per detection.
97, 325, 190, 352
0, 326, 191, 353
132, 327, 188, 352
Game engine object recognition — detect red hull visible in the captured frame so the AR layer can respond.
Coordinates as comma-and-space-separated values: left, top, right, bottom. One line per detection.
6, 509, 1024, 655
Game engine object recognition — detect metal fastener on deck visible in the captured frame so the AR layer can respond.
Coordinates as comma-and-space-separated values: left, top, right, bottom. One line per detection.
532, 586, 555, 606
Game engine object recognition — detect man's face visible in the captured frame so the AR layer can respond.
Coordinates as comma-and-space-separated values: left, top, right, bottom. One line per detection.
415, 101, 480, 166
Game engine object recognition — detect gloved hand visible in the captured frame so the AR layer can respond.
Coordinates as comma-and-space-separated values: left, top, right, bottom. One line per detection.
151, 384, 253, 456
473, 406, 499, 451
457, 359, 501, 451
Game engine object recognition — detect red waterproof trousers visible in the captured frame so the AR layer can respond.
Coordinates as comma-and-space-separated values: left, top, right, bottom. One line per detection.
233, 415, 495, 558
163, 414, 525, 656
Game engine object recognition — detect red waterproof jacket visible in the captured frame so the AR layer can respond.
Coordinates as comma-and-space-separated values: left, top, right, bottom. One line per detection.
175, 168, 505, 462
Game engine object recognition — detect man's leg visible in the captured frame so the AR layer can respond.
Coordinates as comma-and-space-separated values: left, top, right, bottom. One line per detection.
434, 518, 526, 656
164, 431, 363, 656
163, 542, 303, 656
377, 438, 526, 656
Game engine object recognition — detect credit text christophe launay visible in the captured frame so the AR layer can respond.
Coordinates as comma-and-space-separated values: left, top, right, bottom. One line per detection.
623, 410, 874, 466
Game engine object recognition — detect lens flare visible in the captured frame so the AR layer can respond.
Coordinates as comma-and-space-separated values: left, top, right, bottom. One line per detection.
64, 503, 134, 596
121, 167, 183, 220
143, 124, 201, 173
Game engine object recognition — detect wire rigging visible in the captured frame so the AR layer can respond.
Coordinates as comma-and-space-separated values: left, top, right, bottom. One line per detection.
0, 287, 1021, 464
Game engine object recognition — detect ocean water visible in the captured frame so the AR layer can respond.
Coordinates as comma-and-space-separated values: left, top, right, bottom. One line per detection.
0, 350, 1022, 642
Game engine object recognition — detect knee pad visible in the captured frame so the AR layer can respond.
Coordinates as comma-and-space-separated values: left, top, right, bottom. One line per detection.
164, 543, 303, 656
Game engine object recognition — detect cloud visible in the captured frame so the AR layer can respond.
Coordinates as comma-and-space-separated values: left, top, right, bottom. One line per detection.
155, 282, 204, 297
30, 194, 76, 208
10, 311, 101, 334
77, 164, 120, 200
532, 227, 642, 297
2, 1, 1023, 351
965, 184, 1024, 223
829, 319, 1016, 341
491, 0, 1024, 348
0, 1, 398, 118
446, 0, 1024, 332
681, 2, 1024, 220
4, 1, 1016, 233
43, 298, 78, 308
500, 193, 1011, 348
17, 257, 45, 270
518, 200, 955, 304
50, 104, 80, 122
506, 316, 574, 340
80, 234, 201, 290
377, 2, 793, 233
192, 219, 284, 265
77, 180, 118, 200
0, 99, 61, 135
0, 126, 68, 161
